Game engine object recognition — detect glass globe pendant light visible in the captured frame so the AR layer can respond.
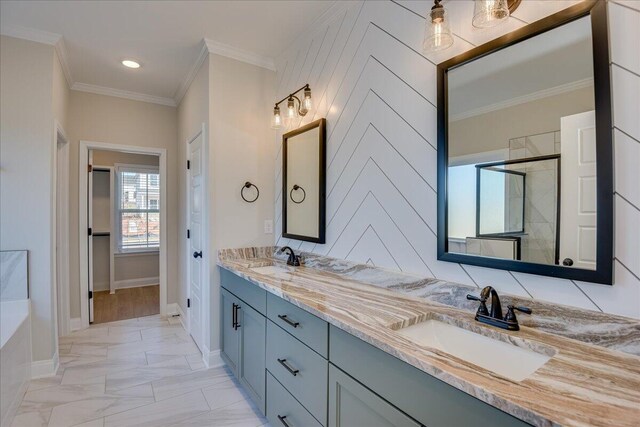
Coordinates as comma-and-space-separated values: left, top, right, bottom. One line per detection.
283, 97, 298, 129
472, 0, 510, 28
271, 105, 282, 129
423, 0, 454, 53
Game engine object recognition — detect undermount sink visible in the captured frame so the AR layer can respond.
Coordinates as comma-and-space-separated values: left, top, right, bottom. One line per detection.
250, 265, 293, 277
394, 318, 554, 382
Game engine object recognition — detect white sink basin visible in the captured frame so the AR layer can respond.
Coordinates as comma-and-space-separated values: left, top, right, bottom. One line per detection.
395, 319, 553, 381
250, 265, 293, 278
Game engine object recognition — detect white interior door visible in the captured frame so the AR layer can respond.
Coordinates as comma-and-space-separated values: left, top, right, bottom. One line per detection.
188, 133, 204, 351
88, 151, 95, 322
560, 110, 597, 270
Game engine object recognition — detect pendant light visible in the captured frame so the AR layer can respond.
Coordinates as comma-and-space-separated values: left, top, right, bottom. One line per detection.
472, 0, 514, 28
270, 84, 312, 130
423, 0, 454, 53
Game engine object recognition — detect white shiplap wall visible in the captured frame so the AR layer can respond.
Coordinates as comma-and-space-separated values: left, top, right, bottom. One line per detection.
273, 0, 640, 319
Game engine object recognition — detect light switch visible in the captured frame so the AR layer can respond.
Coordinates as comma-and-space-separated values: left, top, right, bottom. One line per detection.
264, 219, 273, 234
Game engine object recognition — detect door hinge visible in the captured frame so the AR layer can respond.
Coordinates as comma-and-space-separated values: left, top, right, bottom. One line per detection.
88, 227, 92, 236
187, 298, 191, 308
89, 290, 93, 299
88, 164, 93, 172
187, 160, 190, 170
187, 229, 190, 239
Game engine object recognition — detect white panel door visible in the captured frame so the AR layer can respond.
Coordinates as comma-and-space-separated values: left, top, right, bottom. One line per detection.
88, 151, 94, 323
188, 133, 204, 352
560, 110, 597, 270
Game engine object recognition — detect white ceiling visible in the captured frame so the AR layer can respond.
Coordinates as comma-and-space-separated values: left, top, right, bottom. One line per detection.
0, 0, 335, 106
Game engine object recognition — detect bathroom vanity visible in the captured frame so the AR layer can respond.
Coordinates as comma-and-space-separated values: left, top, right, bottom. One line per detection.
218, 247, 640, 427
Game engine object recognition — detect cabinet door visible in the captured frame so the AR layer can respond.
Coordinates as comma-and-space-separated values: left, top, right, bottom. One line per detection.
221, 289, 240, 376
238, 302, 266, 414
329, 364, 420, 427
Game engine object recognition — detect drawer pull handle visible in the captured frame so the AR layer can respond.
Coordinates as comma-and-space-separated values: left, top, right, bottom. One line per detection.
278, 314, 300, 328
277, 415, 291, 427
277, 358, 299, 376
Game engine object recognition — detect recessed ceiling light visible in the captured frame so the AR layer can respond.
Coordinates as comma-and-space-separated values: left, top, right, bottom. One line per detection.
122, 60, 140, 69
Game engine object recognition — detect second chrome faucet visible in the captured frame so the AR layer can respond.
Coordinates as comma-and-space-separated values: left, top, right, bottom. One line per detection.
467, 286, 531, 331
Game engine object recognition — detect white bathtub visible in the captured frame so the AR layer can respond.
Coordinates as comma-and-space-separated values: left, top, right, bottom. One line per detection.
1, 299, 31, 427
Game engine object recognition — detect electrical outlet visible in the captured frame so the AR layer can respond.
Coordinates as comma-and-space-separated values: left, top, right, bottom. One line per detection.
264, 219, 273, 234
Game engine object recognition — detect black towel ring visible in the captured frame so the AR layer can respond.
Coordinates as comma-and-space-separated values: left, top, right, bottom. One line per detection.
290, 184, 306, 204
241, 181, 260, 203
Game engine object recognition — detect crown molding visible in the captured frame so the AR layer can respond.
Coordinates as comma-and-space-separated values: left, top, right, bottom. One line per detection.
54, 38, 74, 88
1, 23, 61, 45
204, 38, 276, 71
71, 82, 177, 107
174, 39, 209, 106
450, 78, 594, 122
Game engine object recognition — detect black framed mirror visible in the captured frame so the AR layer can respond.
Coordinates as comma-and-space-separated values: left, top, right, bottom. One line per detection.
437, 1, 613, 284
282, 118, 326, 243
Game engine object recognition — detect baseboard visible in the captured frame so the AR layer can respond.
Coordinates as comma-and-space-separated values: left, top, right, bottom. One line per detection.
166, 302, 179, 316
31, 351, 59, 379
175, 303, 188, 331
70, 317, 82, 332
114, 276, 159, 290
202, 346, 225, 369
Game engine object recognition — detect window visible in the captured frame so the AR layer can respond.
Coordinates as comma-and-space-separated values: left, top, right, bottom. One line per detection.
116, 165, 160, 251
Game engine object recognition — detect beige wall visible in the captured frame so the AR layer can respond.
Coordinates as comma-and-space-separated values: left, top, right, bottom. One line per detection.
67, 91, 178, 318
449, 86, 595, 158
177, 56, 209, 322
0, 35, 57, 362
177, 53, 275, 352
208, 53, 275, 349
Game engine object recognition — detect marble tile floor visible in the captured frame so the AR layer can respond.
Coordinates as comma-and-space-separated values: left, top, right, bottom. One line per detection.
11, 315, 270, 427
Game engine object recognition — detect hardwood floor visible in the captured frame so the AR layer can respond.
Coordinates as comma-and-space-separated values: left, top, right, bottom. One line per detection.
93, 285, 159, 324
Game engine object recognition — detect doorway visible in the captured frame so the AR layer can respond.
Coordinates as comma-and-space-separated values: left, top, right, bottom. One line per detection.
79, 141, 168, 328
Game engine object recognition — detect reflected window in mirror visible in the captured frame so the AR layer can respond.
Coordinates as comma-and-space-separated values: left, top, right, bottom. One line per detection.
437, 1, 613, 284
282, 119, 326, 243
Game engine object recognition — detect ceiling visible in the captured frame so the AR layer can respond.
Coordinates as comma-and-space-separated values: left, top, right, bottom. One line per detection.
0, 0, 335, 106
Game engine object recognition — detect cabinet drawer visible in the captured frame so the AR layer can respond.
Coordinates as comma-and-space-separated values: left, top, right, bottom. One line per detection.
267, 372, 323, 427
267, 320, 328, 425
220, 268, 266, 315
267, 292, 328, 357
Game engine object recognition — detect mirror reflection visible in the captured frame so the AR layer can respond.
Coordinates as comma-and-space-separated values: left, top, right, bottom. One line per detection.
283, 119, 325, 243
447, 16, 597, 270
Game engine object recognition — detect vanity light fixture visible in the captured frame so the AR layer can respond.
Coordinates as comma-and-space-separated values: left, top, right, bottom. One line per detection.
472, 0, 521, 28
271, 84, 312, 130
121, 59, 141, 69
423, 0, 454, 53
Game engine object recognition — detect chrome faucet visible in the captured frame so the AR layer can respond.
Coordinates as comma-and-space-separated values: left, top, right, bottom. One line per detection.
279, 246, 301, 266
467, 286, 531, 331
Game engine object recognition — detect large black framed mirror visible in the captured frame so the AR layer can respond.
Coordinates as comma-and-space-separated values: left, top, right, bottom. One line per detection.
437, 1, 613, 284
282, 118, 326, 243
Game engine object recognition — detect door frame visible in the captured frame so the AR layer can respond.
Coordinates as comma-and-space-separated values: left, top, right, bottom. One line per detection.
79, 140, 168, 329
53, 121, 70, 338
184, 123, 209, 354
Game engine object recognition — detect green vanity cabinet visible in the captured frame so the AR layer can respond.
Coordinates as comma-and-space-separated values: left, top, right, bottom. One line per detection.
219, 267, 531, 427
220, 274, 267, 414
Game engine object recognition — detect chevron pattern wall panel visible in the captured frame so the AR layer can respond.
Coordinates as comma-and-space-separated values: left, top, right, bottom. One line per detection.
273, 0, 640, 319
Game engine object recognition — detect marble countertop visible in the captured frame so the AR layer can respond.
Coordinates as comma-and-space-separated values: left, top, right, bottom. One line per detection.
218, 247, 640, 427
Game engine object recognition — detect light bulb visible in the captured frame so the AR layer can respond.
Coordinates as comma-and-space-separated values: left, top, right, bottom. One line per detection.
423, 0, 453, 53
271, 106, 281, 129
303, 87, 312, 112
286, 98, 297, 119
472, 0, 509, 28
